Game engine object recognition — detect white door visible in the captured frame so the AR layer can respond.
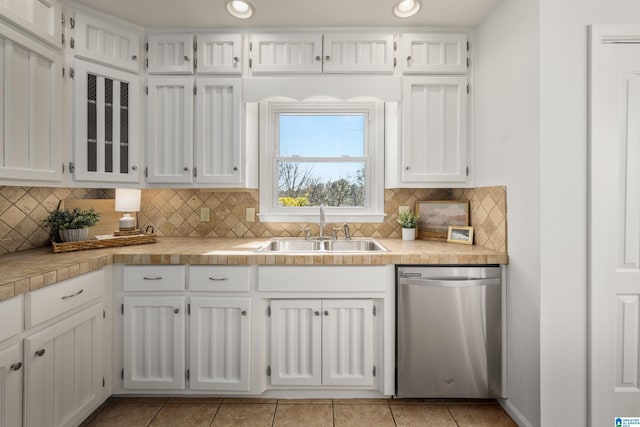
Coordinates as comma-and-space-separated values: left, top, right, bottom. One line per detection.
24, 304, 103, 427
195, 78, 242, 185
189, 297, 250, 391
402, 33, 468, 74
123, 296, 185, 390
323, 33, 394, 74
147, 34, 194, 74
250, 34, 322, 74
0, 343, 22, 427
146, 77, 194, 184
196, 34, 243, 74
270, 299, 322, 386
322, 299, 375, 386
401, 76, 468, 184
590, 26, 640, 425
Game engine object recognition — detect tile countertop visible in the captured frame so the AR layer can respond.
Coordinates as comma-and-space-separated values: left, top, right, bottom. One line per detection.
0, 237, 508, 301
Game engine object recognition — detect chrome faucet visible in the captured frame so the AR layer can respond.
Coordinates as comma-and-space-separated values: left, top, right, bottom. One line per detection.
343, 223, 351, 240
318, 204, 325, 238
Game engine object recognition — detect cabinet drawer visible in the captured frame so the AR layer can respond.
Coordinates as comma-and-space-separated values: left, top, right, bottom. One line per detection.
258, 266, 390, 292
189, 266, 251, 292
0, 294, 23, 342
26, 270, 105, 328
124, 265, 186, 291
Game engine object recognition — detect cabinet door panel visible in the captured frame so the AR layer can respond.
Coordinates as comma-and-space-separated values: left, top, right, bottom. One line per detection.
189, 297, 250, 391
24, 304, 103, 427
197, 34, 242, 74
0, 0, 62, 48
195, 78, 241, 184
402, 33, 467, 74
147, 34, 193, 74
250, 34, 322, 74
270, 299, 322, 386
401, 76, 467, 183
74, 12, 140, 73
0, 22, 63, 182
323, 33, 394, 74
0, 343, 22, 427
73, 60, 140, 183
123, 296, 185, 390
322, 300, 374, 386
147, 77, 193, 184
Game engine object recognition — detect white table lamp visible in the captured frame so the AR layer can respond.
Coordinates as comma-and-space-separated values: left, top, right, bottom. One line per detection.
115, 188, 141, 231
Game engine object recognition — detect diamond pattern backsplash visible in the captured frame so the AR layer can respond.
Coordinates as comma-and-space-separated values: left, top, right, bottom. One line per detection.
0, 186, 507, 255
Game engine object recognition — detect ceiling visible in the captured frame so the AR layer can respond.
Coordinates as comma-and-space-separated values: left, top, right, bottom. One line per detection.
73, 0, 501, 29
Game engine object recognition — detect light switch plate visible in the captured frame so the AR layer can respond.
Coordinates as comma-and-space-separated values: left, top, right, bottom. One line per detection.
246, 208, 256, 222
399, 206, 410, 214
200, 208, 210, 222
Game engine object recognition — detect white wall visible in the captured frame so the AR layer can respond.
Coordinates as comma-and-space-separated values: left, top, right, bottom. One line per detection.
474, 1, 541, 425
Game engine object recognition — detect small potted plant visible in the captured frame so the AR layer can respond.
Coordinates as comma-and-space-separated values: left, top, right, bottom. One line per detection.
397, 210, 419, 241
44, 207, 101, 242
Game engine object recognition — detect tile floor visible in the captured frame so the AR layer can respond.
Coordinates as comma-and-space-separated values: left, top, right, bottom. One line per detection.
81, 397, 517, 427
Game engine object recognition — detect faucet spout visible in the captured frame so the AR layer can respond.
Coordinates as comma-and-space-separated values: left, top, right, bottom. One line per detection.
318, 205, 325, 238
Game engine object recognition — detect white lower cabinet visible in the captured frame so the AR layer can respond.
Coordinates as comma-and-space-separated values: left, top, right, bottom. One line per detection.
24, 303, 104, 427
0, 343, 22, 427
123, 296, 186, 390
189, 297, 251, 391
270, 299, 375, 388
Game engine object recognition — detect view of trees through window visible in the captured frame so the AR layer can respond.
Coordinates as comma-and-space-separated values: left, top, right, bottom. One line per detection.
277, 113, 367, 208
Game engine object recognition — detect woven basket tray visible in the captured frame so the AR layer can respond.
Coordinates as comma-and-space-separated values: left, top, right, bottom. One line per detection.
51, 233, 157, 253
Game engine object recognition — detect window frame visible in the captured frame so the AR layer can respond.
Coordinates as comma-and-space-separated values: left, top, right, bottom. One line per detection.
258, 98, 386, 223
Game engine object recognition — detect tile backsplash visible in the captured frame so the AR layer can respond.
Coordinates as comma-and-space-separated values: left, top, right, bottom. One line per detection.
0, 185, 506, 255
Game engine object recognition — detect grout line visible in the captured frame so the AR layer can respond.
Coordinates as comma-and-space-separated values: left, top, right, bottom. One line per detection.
146, 401, 165, 427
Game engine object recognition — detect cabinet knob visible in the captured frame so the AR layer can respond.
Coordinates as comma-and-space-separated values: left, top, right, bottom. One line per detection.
314, 310, 320, 316
324, 310, 329, 316
132, 55, 138, 61
407, 55, 412, 64
233, 166, 238, 171
184, 56, 190, 62
233, 56, 239, 65
131, 165, 138, 171
35, 349, 46, 357
184, 167, 189, 171
315, 55, 321, 61
10, 362, 22, 371
174, 308, 180, 314
405, 165, 411, 170
241, 310, 247, 316
325, 55, 331, 61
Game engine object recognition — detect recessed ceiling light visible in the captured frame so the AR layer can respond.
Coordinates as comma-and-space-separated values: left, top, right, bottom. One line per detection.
225, 0, 254, 19
393, 0, 421, 18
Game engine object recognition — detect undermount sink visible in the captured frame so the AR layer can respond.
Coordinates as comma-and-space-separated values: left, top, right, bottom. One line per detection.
256, 238, 388, 253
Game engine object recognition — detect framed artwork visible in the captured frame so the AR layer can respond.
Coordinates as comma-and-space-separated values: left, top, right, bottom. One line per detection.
447, 225, 474, 245
416, 200, 469, 241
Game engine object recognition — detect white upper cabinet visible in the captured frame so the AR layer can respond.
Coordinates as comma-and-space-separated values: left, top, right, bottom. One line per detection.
73, 60, 140, 183
0, 0, 62, 48
250, 32, 396, 74
196, 34, 243, 74
250, 33, 322, 74
402, 33, 468, 74
147, 34, 194, 74
0, 22, 63, 183
399, 76, 468, 185
195, 78, 242, 185
146, 76, 194, 184
73, 11, 140, 74
323, 32, 394, 74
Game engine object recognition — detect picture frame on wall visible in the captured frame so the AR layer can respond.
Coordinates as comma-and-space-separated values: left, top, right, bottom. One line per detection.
447, 225, 474, 245
415, 200, 469, 241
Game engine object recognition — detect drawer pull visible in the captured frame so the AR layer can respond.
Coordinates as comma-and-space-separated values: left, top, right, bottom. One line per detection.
314, 311, 320, 316
324, 310, 329, 316
174, 308, 180, 314
10, 362, 22, 371
61, 289, 84, 300
209, 276, 228, 281
35, 349, 45, 357
143, 276, 163, 280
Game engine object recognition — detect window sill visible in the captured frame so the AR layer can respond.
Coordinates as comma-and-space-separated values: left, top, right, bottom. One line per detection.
257, 212, 386, 223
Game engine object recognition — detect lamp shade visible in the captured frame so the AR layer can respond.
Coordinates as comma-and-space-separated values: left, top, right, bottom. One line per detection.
115, 188, 141, 212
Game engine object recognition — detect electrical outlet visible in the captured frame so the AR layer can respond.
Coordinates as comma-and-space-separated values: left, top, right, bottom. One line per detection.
246, 207, 256, 223
200, 208, 210, 222
399, 206, 410, 214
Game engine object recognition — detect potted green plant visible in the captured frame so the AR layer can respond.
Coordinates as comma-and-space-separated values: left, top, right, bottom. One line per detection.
44, 207, 101, 242
397, 210, 419, 240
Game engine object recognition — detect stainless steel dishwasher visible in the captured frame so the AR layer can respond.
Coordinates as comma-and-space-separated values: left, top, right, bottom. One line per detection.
396, 266, 502, 398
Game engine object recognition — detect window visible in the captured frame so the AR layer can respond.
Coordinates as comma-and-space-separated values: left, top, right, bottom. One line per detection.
259, 99, 385, 222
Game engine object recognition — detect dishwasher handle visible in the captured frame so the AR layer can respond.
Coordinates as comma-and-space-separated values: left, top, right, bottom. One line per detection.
400, 277, 500, 288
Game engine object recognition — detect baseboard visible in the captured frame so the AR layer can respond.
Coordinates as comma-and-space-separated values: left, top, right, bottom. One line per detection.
499, 398, 534, 427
